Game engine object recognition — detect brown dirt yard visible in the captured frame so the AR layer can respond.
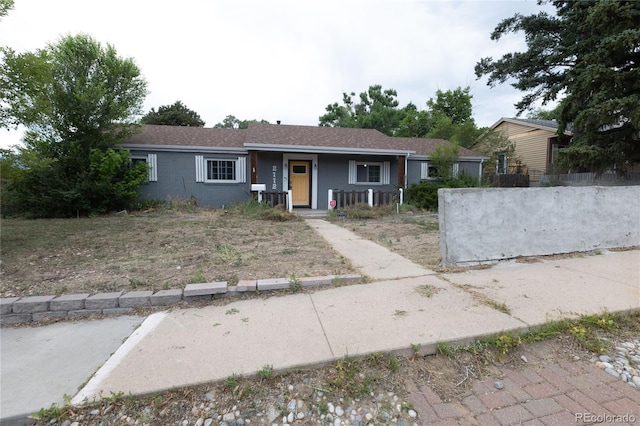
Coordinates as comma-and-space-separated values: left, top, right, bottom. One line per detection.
0, 207, 445, 299
0, 206, 361, 298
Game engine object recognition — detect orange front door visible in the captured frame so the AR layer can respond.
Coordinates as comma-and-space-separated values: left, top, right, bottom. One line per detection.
289, 161, 310, 206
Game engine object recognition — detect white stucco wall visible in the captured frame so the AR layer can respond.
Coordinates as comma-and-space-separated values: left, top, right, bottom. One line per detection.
438, 186, 640, 265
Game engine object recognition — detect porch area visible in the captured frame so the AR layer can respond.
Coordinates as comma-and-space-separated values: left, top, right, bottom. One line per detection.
255, 188, 404, 212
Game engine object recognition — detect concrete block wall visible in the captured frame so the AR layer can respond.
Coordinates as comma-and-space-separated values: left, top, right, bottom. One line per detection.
0, 274, 362, 326
439, 186, 640, 265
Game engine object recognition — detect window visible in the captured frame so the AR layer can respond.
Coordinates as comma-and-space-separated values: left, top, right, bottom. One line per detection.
129, 153, 157, 182
348, 160, 390, 185
291, 164, 307, 174
357, 163, 380, 183
207, 160, 235, 181
421, 161, 459, 180
496, 153, 507, 174
195, 156, 246, 183
420, 162, 438, 180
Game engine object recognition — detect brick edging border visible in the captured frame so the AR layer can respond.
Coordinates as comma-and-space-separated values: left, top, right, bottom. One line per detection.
0, 274, 362, 326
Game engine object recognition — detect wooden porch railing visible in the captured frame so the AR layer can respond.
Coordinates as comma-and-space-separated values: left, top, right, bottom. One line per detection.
260, 191, 289, 208
330, 189, 402, 209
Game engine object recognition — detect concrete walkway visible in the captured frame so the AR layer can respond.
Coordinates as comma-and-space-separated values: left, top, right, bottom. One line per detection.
305, 218, 433, 280
72, 221, 639, 402
1, 218, 639, 424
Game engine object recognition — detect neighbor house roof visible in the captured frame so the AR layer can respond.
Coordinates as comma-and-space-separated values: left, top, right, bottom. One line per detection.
122, 123, 487, 159
490, 117, 572, 134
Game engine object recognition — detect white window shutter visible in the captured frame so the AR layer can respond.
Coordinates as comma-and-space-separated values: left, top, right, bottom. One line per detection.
147, 154, 157, 182
195, 155, 204, 182
237, 157, 247, 183
382, 161, 390, 185
421, 162, 429, 179
453, 163, 459, 178
348, 160, 356, 184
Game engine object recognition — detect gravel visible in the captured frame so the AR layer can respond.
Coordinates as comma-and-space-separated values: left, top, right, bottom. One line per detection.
591, 338, 640, 389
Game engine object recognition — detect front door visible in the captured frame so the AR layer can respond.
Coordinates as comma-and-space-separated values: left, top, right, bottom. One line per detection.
289, 160, 311, 207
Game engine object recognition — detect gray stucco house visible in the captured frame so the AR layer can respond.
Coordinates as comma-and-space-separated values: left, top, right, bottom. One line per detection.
122, 123, 487, 209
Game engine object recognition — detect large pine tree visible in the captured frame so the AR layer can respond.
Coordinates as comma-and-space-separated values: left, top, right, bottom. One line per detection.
476, 1, 640, 172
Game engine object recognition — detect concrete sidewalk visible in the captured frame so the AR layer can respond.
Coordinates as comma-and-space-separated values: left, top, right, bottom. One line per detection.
0, 315, 144, 424
2, 219, 639, 424
72, 221, 639, 403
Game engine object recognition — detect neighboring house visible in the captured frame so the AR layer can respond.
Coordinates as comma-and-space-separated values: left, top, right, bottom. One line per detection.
489, 118, 572, 181
121, 123, 487, 209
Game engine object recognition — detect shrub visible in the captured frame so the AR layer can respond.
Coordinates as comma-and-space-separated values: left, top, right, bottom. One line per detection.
407, 173, 482, 211
406, 182, 443, 211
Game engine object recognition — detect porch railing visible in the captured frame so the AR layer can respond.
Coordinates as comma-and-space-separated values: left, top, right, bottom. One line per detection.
258, 190, 292, 211
329, 188, 403, 209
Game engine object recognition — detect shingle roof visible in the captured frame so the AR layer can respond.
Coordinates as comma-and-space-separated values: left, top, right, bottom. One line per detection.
390, 137, 485, 158
245, 123, 390, 148
125, 125, 246, 148
123, 123, 486, 158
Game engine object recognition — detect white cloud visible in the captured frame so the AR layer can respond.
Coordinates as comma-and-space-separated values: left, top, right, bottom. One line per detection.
0, 0, 554, 148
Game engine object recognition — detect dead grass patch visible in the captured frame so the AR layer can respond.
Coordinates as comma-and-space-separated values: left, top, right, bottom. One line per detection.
0, 207, 353, 298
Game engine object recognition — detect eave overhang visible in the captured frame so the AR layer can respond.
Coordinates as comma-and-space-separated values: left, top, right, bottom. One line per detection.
120, 144, 247, 155
244, 143, 415, 156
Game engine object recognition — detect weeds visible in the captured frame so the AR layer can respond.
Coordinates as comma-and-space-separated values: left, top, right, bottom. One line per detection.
326, 355, 378, 397
331, 276, 344, 286
486, 300, 511, 315
388, 354, 400, 372
128, 278, 149, 289
215, 244, 242, 266
416, 284, 440, 298
188, 270, 206, 284
257, 365, 273, 381
289, 273, 301, 293
224, 373, 242, 389
410, 343, 421, 361
32, 403, 68, 423
436, 341, 454, 358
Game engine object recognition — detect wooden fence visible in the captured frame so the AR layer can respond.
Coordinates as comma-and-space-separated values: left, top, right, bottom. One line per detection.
540, 172, 640, 186
331, 189, 401, 209
260, 191, 289, 208
488, 174, 530, 187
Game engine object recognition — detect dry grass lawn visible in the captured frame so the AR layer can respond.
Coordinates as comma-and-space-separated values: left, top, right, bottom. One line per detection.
0, 206, 355, 298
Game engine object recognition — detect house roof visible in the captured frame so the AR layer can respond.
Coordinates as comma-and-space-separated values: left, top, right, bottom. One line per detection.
124, 125, 246, 148
122, 123, 487, 159
490, 117, 572, 134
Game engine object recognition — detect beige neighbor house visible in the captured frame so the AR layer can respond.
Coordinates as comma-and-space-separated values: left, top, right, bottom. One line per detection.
489, 117, 572, 182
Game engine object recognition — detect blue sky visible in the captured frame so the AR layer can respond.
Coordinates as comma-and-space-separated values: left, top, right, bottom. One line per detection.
0, 0, 554, 148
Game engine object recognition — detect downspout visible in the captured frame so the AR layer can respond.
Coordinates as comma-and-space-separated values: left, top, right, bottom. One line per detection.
405, 152, 410, 188
479, 159, 485, 184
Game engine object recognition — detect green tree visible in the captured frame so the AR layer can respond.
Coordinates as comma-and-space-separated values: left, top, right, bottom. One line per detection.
141, 100, 205, 126
426, 114, 483, 148
427, 86, 474, 125
213, 115, 269, 129
0, 0, 13, 18
396, 86, 481, 145
429, 143, 460, 181
0, 34, 148, 217
319, 84, 402, 135
396, 102, 431, 137
527, 105, 562, 121
475, 1, 640, 172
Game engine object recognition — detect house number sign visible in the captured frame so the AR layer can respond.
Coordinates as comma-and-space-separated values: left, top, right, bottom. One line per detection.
272, 165, 277, 190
